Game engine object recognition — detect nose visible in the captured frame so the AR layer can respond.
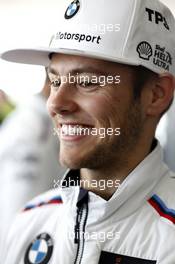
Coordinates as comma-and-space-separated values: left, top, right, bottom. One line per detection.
47, 82, 78, 117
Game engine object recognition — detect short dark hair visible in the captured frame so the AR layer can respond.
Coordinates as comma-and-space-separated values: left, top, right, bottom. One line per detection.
132, 66, 158, 99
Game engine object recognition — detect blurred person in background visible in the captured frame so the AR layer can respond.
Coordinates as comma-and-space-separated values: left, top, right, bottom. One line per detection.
0, 89, 15, 125
156, 97, 175, 172
0, 74, 65, 252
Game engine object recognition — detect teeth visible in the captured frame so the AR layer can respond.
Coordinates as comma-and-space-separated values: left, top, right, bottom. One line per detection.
61, 124, 90, 136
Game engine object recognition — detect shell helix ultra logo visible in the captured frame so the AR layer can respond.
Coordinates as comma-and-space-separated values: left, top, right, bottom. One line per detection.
65, 0, 80, 19
153, 44, 172, 71
136, 41, 153, 61
136, 41, 172, 71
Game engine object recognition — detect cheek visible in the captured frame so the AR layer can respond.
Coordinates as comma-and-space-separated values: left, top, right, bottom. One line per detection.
46, 95, 54, 117
80, 93, 122, 127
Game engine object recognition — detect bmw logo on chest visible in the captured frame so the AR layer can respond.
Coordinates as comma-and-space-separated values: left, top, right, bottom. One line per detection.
65, 0, 80, 19
24, 233, 54, 264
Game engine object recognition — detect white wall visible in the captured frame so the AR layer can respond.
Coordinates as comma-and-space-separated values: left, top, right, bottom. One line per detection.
0, 0, 65, 102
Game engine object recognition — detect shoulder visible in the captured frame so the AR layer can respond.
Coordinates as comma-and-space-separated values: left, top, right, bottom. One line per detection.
151, 169, 175, 208
6, 188, 65, 240
22, 188, 64, 213
148, 169, 175, 227
2, 188, 65, 260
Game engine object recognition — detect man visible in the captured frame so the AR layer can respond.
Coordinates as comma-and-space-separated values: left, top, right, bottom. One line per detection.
1, 0, 175, 263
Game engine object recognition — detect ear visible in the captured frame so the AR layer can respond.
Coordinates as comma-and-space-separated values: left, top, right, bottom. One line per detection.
146, 73, 175, 117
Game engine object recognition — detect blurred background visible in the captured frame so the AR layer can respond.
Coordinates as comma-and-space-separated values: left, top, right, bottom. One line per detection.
0, 0, 65, 103
0, 1, 68, 249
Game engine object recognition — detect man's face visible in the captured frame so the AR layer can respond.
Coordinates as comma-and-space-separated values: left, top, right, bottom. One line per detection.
47, 54, 145, 169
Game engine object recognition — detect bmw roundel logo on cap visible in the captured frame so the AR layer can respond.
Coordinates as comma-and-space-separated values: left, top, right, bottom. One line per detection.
24, 233, 54, 264
65, 0, 80, 19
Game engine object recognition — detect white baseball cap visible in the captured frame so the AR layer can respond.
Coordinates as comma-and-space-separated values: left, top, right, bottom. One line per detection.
1, 0, 175, 75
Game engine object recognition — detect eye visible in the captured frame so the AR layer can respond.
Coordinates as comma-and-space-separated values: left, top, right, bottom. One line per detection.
78, 81, 95, 88
50, 79, 61, 89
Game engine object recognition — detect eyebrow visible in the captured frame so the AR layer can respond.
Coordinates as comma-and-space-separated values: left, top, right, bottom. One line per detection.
47, 66, 109, 76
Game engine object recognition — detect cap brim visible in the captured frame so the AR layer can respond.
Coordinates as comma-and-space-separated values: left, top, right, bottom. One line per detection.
1, 48, 54, 66
0, 47, 139, 67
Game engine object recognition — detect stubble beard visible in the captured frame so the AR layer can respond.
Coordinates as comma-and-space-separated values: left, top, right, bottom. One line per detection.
59, 100, 144, 170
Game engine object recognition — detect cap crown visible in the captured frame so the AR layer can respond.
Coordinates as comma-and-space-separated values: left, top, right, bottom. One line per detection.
1, 0, 175, 75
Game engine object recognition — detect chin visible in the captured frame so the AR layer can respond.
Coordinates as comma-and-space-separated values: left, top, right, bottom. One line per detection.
59, 155, 82, 169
